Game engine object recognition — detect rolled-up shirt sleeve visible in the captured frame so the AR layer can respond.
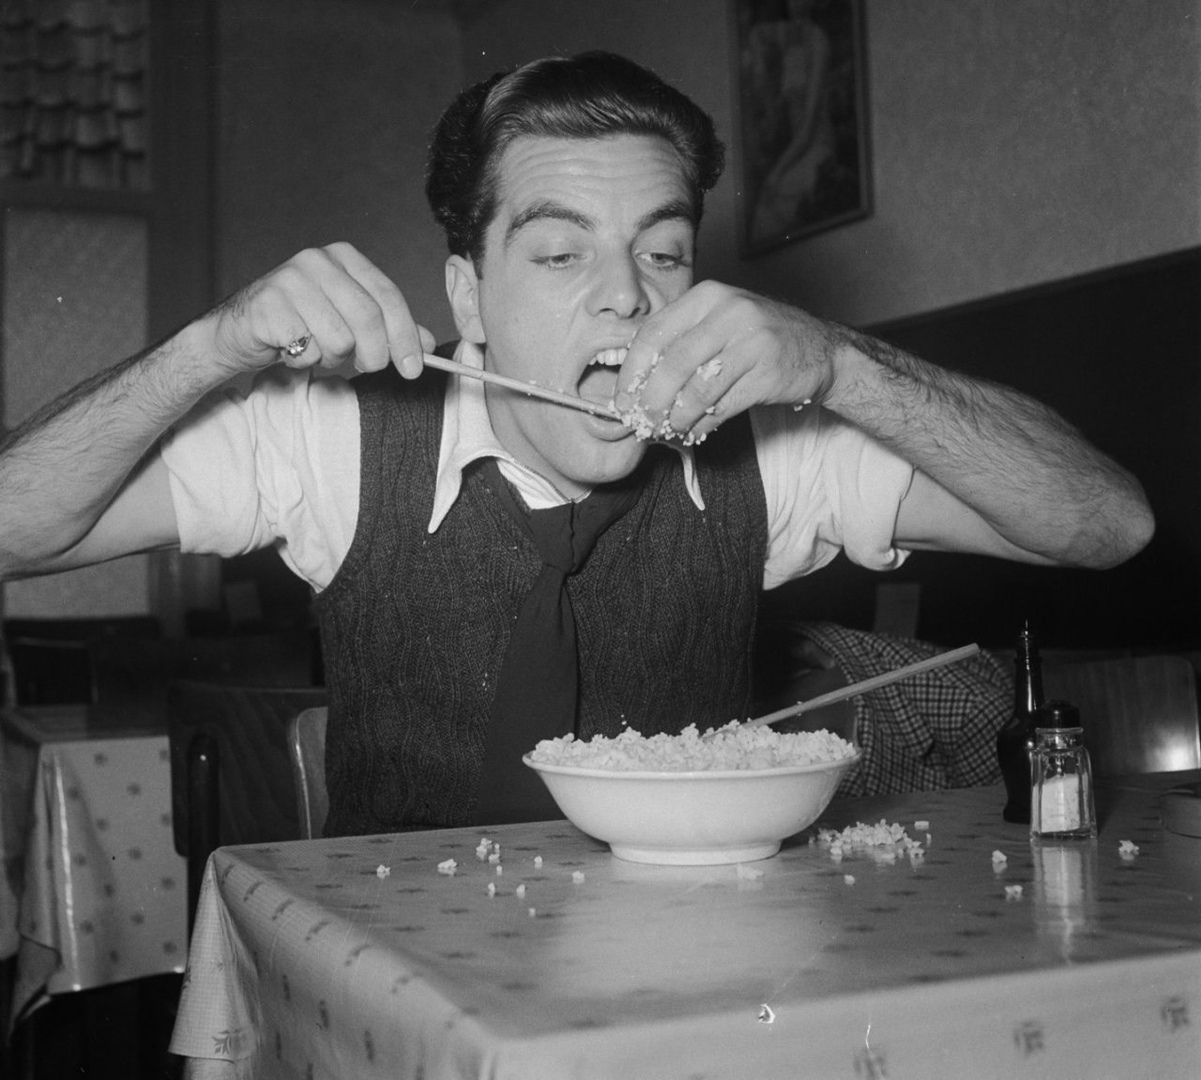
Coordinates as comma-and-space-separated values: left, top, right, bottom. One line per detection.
752, 404, 914, 589
159, 368, 359, 591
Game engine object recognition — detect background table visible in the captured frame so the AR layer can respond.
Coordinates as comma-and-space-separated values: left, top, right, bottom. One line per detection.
172, 774, 1201, 1079
1, 705, 188, 1030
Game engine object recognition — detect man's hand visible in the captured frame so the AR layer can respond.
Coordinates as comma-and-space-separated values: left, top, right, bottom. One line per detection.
0, 242, 438, 580
199, 242, 436, 380
613, 281, 833, 444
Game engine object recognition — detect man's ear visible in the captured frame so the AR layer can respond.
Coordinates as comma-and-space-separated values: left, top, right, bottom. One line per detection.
445, 255, 485, 345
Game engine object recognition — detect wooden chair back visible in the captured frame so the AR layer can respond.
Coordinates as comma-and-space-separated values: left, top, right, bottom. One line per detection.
1043, 654, 1201, 777
167, 680, 328, 929
91, 630, 316, 713
3, 615, 161, 705
287, 706, 329, 840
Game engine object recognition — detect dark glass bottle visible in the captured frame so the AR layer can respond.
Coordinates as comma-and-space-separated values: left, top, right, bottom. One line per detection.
997, 621, 1044, 823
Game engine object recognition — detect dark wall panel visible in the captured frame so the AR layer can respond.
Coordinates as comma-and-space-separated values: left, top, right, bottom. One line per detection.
763, 249, 1201, 650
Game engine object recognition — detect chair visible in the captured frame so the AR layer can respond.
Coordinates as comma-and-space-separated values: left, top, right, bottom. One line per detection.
90, 629, 317, 713
3, 615, 161, 705
1042, 654, 1201, 777
287, 706, 329, 839
167, 681, 327, 930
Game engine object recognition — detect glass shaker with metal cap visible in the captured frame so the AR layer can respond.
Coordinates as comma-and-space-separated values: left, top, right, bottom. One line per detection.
1030, 700, 1097, 840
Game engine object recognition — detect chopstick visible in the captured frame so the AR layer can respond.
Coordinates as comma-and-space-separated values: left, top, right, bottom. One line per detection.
422, 353, 623, 421
740, 643, 981, 732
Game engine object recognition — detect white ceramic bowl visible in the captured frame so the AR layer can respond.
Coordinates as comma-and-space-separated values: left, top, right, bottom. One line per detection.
522, 750, 860, 865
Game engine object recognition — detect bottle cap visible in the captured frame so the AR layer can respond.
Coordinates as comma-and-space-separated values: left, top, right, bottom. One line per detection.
1034, 699, 1080, 730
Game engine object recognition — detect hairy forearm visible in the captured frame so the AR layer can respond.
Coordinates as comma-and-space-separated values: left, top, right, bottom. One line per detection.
0, 322, 227, 573
821, 327, 1154, 568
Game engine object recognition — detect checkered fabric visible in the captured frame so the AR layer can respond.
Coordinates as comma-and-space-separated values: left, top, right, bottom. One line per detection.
795, 622, 1012, 797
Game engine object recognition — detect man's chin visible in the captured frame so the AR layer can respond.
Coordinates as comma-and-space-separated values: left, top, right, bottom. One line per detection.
566, 438, 649, 491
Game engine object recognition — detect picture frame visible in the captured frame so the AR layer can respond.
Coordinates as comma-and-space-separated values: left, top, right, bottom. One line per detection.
732, 0, 872, 255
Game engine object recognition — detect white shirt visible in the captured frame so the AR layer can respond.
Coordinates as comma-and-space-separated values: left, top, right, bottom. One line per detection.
161, 342, 913, 592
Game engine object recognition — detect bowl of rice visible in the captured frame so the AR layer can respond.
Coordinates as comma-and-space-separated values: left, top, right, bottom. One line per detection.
523, 723, 859, 865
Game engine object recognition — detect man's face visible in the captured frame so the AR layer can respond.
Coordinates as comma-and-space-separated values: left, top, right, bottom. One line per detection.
447, 134, 696, 497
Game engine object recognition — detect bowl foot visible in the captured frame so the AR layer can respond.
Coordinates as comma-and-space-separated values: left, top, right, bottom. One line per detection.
609, 841, 781, 865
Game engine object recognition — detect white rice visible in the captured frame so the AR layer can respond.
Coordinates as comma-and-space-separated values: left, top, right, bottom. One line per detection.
528, 722, 855, 772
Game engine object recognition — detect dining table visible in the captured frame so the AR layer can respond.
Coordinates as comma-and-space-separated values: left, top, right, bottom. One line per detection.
171, 771, 1200, 1079
0, 703, 188, 1031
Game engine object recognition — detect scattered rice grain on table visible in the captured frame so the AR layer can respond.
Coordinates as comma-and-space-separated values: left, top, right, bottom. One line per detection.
815, 819, 925, 862
528, 723, 854, 772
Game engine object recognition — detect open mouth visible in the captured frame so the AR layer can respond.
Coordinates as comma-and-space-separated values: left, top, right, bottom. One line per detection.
576, 346, 628, 408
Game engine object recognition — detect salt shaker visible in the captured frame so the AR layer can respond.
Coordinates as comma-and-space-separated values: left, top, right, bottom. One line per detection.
1030, 700, 1097, 840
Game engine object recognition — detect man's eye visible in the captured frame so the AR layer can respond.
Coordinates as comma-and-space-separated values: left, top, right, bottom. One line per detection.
535, 253, 579, 268
641, 251, 688, 270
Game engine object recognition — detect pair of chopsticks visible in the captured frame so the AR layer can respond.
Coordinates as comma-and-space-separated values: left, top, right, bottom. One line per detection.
735, 643, 981, 734
422, 353, 623, 421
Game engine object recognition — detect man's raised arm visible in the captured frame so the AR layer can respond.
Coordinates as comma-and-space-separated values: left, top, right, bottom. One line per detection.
0, 242, 431, 580
614, 281, 1154, 569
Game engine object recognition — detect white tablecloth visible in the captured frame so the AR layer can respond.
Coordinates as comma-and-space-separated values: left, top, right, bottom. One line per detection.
2, 706, 188, 1029
172, 775, 1201, 1079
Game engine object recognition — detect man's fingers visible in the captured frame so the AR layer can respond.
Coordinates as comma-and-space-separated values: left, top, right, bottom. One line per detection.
623, 303, 741, 433
208, 244, 433, 381
615, 298, 695, 409
663, 349, 738, 432
398, 327, 440, 379
318, 244, 416, 372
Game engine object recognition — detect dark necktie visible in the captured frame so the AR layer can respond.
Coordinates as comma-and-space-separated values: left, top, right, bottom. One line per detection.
473, 458, 642, 824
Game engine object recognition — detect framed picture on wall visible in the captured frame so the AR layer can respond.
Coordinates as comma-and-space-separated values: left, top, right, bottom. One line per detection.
732, 0, 872, 255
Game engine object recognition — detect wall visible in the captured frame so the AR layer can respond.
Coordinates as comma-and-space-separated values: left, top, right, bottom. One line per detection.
460, 0, 1200, 325
799, 250, 1201, 648
3, 0, 466, 626
1, 210, 153, 618
214, 0, 464, 343
1, 4, 214, 626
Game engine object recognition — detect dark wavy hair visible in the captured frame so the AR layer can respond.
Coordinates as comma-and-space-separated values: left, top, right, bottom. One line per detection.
426, 51, 725, 263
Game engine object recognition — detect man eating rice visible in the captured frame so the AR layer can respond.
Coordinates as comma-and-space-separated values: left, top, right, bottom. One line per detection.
0, 52, 1152, 832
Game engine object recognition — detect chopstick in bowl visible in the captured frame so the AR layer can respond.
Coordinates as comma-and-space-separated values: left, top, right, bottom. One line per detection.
421, 353, 623, 421
739, 643, 981, 732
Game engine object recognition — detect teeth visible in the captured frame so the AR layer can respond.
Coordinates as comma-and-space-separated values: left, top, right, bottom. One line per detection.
589, 347, 628, 368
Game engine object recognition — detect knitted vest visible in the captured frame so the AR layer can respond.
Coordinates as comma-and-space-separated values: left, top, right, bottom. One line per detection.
315, 368, 768, 835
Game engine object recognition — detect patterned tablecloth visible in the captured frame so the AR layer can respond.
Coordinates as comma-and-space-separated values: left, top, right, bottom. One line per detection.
172, 774, 1201, 1080
1, 706, 188, 1028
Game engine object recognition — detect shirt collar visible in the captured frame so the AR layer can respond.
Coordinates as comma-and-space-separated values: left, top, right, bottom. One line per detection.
428, 341, 704, 532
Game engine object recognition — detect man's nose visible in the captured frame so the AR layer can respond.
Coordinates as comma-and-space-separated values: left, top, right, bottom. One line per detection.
587, 253, 650, 320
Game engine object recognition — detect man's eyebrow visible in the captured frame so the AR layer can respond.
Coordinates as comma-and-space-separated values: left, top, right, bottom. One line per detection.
503, 198, 697, 247
635, 199, 697, 233
504, 202, 593, 245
